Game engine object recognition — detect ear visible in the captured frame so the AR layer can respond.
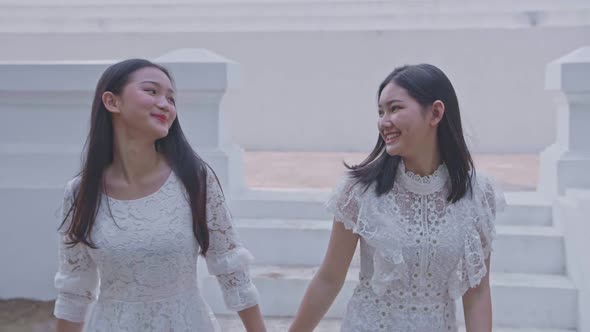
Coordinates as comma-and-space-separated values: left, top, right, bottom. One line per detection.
430, 100, 445, 127
102, 91, 121, 114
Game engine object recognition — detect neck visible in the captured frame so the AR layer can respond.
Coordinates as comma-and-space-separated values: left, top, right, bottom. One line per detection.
402, 141, 441, 177
110, 130, 162, 184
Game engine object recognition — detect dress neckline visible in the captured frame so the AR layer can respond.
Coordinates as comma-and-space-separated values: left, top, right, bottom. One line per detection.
397, 160, 449, 195
103, 170, 175, 203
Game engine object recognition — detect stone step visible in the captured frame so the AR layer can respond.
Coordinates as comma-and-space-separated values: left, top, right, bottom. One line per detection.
231, 189, 553, 226
0, 182, 551, 224
202, 266, 577, 330
217, 314, 577, 332
236, 218, 565, 274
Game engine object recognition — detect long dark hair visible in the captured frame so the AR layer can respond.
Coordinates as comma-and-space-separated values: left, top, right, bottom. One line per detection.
59, 59, 211, 254
347, 64, 474, 203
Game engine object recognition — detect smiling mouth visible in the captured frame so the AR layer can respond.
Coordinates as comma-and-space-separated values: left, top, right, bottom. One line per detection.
151, 114, 167, 123
383, 132, 400, 144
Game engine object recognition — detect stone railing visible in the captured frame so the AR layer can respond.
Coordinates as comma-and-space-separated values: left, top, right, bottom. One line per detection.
539, 46, 590, 196
557, 189, 590, 332
540, 46, 590, 332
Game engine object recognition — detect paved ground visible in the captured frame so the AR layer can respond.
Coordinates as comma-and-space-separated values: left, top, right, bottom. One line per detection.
244, 152, 538, 191
0, 152, 539, 332
0, 299, 340, 332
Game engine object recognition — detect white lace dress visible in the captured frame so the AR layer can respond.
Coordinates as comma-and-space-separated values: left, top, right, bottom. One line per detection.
53, 169, 259, 331
327, 162, 505, 332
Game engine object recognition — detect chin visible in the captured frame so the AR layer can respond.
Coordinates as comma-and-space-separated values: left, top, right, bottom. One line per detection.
151, 128, 169, 140
385, 145, 401, 157
157, 131, 170, 139
148, 123, 169, 137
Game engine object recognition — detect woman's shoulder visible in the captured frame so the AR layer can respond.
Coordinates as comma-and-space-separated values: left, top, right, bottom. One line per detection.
461, 171, 506, 219
471, 171, 496, 187
330, 174, 375, 202
470, 171, 503, 201
64, 176, 82, 198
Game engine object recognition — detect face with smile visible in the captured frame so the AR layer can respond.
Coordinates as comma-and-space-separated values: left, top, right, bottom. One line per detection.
103, 66, 177, 142
377, 81, 443, 160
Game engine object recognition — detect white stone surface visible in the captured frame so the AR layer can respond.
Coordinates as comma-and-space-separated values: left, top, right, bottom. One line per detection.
230, 189, 554, 226
557, 189, 590, 332
210, 187, 579, 330
0, 15, 586, 330
233, 218, 566, 275
217, 314, 577, 332
0, 186, 62, 300
0, 28, 589, 153
0, 49, 244, 300
546, 47, 590, 93
215, 185, 579, 330
0, 48, 244, 192
203, 266, 578, 329
539, 46, 590, 196
0, 0, 589, 32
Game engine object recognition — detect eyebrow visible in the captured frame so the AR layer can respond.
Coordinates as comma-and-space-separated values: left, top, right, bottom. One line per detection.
378, 99, 403, 107
140, 80, 175, 94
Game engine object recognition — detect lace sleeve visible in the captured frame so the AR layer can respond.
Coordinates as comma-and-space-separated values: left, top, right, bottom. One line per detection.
325, 175, 362, 231
448, 174, 506, 299
53, 179, 99, 322
203, 169, 259, 311
476, 174, 506, 255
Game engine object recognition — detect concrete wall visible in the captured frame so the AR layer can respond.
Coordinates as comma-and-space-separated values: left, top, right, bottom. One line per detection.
0, 28, 588, 152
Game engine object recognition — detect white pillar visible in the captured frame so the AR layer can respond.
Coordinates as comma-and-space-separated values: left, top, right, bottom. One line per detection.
539, 46, 590, 196
0, 48, 244, 300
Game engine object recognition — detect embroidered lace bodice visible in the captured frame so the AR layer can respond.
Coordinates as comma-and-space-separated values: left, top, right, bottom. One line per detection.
53, 169, 259, 331
326, 162, 505, 332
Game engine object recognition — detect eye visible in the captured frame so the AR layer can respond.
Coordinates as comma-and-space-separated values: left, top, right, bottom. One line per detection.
145, 88, 156, 95
378, 109, 384, 117
167, 97, 176, 105
391, 105, 401, 112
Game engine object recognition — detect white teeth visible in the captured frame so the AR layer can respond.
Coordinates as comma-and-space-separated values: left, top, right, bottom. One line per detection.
385, 133, 400, 140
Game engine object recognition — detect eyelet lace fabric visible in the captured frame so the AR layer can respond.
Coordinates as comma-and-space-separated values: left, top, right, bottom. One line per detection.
326, 162, 505, 332
53, 169, 259, 331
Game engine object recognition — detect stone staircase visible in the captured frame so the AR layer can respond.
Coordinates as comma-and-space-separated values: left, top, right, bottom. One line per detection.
200, 188, 578, 331
0, 0, 589, 32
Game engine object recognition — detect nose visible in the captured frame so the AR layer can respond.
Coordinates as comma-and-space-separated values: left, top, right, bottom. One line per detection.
156, 96, 171, 112
379, 114, 393, 131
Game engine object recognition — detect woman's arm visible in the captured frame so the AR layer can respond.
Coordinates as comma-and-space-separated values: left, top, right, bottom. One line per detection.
238, 305, 267, 332
462, 257, 493, 332
202, 169, 266, 331
289, 220, 359, 332
54, 180, 98, 331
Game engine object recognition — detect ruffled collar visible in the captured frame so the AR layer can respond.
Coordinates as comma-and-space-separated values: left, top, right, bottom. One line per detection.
397, 160, 449, 195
